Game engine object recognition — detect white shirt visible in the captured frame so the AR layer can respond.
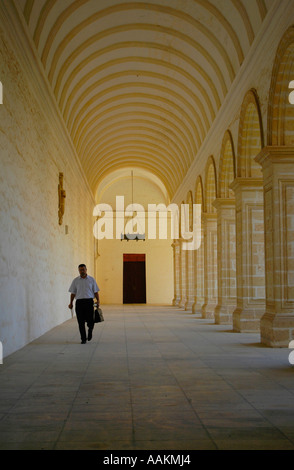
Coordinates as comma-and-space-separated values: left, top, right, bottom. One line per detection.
69, 275, 100, 300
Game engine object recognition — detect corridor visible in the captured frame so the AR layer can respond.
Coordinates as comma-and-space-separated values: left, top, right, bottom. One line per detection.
0, 305, 294, 451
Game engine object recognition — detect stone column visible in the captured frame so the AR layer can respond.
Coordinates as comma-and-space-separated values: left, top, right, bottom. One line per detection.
192, 220, 205, 315
201, 212, 217, 319
255, 146, 294, 347
179, 238, 187, 308
185, 248, 195, 311
230, 178, 266, 332
213, 198, 237, 325
172, 240, 181, 306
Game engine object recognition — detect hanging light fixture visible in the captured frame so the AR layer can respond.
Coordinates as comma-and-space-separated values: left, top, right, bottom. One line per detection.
121, 170, 145, 241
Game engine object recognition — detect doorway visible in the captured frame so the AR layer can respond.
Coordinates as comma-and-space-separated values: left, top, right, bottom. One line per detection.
123, 254, 146, 303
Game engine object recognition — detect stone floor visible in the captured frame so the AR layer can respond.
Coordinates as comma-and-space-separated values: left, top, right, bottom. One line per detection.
0, 304, 294, 451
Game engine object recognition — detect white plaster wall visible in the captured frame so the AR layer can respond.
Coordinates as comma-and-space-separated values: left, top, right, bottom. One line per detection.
96, 175, 174, 305
0, 25, 95, 357
97, 238, 173, 305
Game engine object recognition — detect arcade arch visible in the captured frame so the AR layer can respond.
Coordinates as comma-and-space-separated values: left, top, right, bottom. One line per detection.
257, 26, 294, 346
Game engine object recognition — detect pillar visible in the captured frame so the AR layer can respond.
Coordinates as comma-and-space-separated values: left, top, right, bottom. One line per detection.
185, 248, 195, 311
230, 178, 266, 332
256, 147, 294, 347
201, 212, 217, 319
213, 198, 237, 324
179, 239, 187, 308
172, 240, 181, 306
192, 220, 205, 315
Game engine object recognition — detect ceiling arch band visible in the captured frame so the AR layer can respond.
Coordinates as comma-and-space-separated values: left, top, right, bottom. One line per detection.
77, 111, 196, 168
73, 92, 200, 164
51, 24, 228, 103
82, 124, 188, 177
70, 81, 208, 145
60, 48, 220, 126
88, 155, 177, 196
74, 101, 199, 183
19, 0, 272, 197
84, 136, 186, 183
31, 1, 241, 76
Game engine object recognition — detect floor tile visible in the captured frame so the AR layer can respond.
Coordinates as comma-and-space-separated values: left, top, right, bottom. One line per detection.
0, 305, 294, 450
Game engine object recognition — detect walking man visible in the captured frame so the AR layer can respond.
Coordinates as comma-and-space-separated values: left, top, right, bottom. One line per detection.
68, 264, 100, 344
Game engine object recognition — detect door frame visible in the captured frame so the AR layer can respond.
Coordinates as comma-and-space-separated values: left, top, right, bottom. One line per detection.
123, 254, 146, 303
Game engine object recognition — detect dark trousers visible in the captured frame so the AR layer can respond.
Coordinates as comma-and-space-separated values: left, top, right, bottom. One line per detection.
75, 299, 94, 342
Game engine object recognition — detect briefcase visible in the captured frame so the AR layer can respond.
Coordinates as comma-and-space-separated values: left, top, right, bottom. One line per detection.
94, 307, 104, 323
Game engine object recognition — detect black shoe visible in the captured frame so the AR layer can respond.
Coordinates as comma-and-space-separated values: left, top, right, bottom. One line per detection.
88, 329, 93, 341
81, 340, 86, 344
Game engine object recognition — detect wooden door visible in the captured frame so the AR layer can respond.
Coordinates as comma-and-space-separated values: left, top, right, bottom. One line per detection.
123, 254, 146, 303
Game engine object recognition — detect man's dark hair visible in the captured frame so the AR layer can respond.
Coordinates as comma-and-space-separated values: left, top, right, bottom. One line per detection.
78, 264, 87, 268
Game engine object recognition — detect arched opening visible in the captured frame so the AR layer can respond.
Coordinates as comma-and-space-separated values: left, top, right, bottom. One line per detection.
237, 89, 264, 178
205, 156, 217, 213
268, 26, 294, 147
214, 131, 237, 324
185, 191, 195, 311
202, 157, 218, 319
231, 89, 265, 332
179, 199, 187, 308
95, 168, 173, 305
257, 26, 294, 346
219, 130, 236, 199
193, 176, 205, 315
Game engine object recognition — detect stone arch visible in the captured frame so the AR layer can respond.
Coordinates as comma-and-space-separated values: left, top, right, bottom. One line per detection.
205, 156, 217, 212
237, 89, 264, 178
268, 26, 294, 146
179, 199, 185, 233
179, 198, 187, 308
215, 131, 237, 324
202, 157, 218, 319
195, 175, 204, 207
233, 90, 266, 332
184, 190, 194, 311
218, 130, 236, 198
186, 190, 193, 231
193, 176, 205, 315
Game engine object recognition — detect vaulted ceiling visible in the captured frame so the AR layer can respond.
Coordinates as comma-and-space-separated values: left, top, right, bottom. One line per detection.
15, 0, 274, 198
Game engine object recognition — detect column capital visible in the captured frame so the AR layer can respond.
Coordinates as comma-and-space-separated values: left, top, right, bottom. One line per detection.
230, 177, 264, 193
212, 197, 235, 210
255, 146, 294, 168
202, 211, 217, 221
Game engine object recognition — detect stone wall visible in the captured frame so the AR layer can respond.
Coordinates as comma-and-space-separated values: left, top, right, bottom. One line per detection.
0, 23, 95, 357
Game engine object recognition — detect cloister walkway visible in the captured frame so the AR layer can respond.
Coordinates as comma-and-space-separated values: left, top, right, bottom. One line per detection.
1, 305, 294, 451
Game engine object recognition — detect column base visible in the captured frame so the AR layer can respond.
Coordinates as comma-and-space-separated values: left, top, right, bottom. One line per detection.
233, 306, 264, 333
184, 299, 194, 312
260, 312, 294, 347
214, 303, 235, 325
192, 302, 204, 315
172, 297, 181, 307
179, 297, 187, 308
201, 302, 216, 320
